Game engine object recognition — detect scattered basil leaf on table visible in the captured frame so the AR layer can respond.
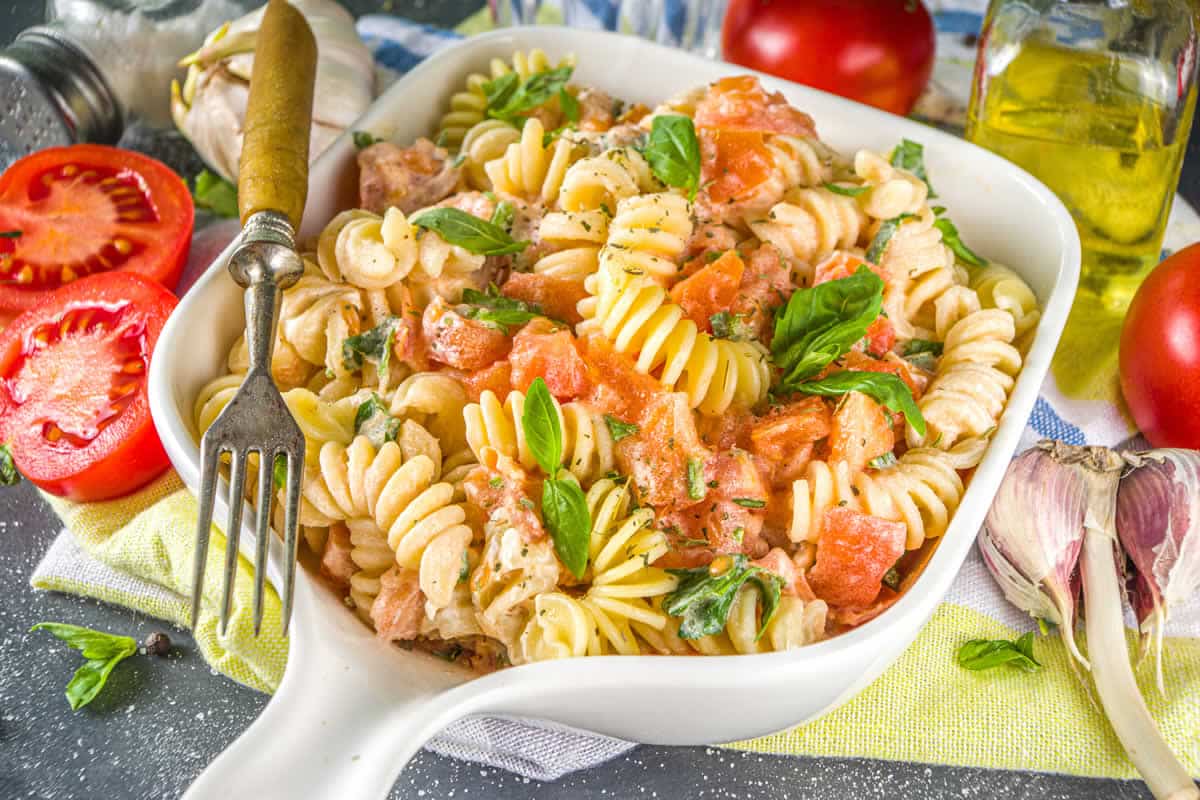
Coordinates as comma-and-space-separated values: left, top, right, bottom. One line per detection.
664, 555, 783, 640
957, 633, 1042, 673
352, 131, 383, 150
410, 207, 529, 256
771, 266, 885, 387
890, 138, 935, 197
31, 622, 139, 710
603, 414, 639, 443
641, 114, 701, 200
0, 443, 20, 486
191, 169, 238, 218
823, 182, 870, 197
795, 370, 926, 437
354, 394, 401, 448
865, 213, 915, 264
342, 316, 400, 383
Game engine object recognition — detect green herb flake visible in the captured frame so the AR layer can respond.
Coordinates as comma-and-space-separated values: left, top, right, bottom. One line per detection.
410, 207, 528, 256
640, 115, 701, 200
0, 443, 19, 486
710, 311, 752, 342
352, 131, 383, 150
0, 230, 22, 239
890, 138, 935, 197
461, 284, 549, 334
342, 317, 400, 382
957, 632, 1041, 673
31, 622, 139, 710
882, 565, 901, 590
865, 213, 915, 264
796, 370, 926, 437
823, 182, 870, 197
731, 497, 766, 509
932, 214, 989, 267
603, 414, 640, 443
489, 200, 516, 232
902, 338, 944, 358
664, 555, 783, 640
272, 454, 288, 490
353, 394, 401, 448
191, 169, 238, 218
868, 452, 899, 470
686, 457, 705, 501
772, 265, 885, 388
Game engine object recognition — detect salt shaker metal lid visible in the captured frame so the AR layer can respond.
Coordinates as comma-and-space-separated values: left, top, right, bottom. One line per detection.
0, 26, 123, 169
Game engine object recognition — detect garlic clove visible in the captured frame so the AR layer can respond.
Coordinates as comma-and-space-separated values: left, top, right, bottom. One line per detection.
979, 442, 1090, 667
1115, 448, 1200, 695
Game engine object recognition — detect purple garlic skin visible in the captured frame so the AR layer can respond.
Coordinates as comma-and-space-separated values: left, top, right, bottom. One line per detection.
979, 444, 1089, 665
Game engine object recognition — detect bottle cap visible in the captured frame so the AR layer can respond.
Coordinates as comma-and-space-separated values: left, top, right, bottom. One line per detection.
0, 26, 123, 170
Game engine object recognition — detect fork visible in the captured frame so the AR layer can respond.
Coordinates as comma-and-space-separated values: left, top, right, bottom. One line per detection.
191, 0, 317, 636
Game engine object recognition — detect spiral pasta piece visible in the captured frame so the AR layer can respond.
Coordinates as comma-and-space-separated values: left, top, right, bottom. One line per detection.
463, 389, 615, 485
533, 209, 609, 282
460, 118, 521, 189
874, 207, 959, 337
435, 49, 571, 149
598, 193, 694, 285
389, 371, 471, 455
580, 272, 771, 415
484, 117, 579, 205
852, 149, 928, 220
471, 520, 561, 652
324, 208, 422, 289
969, 262, 1041, 352
346, 517, 395, 621
277, 263, 365, 378
768, 134, 844, 189
749, 187, 868, 274
559, 148, 655, 213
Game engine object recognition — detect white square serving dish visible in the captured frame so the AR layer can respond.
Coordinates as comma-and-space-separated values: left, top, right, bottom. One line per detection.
149, 26, 1081, 800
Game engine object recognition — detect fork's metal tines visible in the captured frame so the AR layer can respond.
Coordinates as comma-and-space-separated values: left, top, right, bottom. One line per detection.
191, 211, 305, 638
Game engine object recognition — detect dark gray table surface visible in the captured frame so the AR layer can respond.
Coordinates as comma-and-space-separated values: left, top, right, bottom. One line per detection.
2, 2, 1198, 798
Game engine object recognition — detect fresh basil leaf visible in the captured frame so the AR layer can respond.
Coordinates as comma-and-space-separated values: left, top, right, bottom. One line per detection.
823, 182, 870, 197
902, 338, 944, 357
192, 169, 238, 218
796, 370, 926, 437
410, 207, 529, 256
686, 457, 705, 501
342, 317, 400, 382
0, 443, 19, 486
868, 452, 899, 470
461, 284, 548, 334
732, 497, 766, 509
558, 87, 580, 122
542, 476, 591, 578
865, 213, 915, 264
664, 555, 784, 640
0, 229, 22, 238
890, 139, 935, 197
932, 215, 988, 267
957, 634, 1041, 673
489, 200, 516, 232
354, 394, 402, 448
603, 414, 639, 442
272, 454, 287, 491
710, 311, 752, 342
487, 65, 574, 123
521, 377, 563, 475
641, 115, 701, 200
31, 622, 138, 710
772, 266, 885, 387
482, 72, 520, 114
352, 130, 382, 150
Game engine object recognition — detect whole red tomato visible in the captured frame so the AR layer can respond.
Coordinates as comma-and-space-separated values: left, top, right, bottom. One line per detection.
1119, 243, 1200, 448
722, 0, 937, 116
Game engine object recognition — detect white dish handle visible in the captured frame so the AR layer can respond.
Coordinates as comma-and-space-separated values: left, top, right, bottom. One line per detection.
183, 569, 481, 800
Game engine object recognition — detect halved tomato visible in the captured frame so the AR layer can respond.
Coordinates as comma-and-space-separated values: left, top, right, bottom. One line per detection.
0, 271, 176, 500
0, 145, 193, 321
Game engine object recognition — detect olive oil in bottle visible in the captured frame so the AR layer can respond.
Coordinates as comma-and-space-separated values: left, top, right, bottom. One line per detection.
967, 3, 1197, 312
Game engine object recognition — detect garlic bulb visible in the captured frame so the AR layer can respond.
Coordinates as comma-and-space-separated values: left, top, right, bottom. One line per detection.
170, 0, 375, 181
1116, 449, 1200, 694
978, 441, 1089, 666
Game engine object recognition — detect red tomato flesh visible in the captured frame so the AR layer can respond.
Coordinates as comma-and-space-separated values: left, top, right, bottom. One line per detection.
1119, 243, 1200, 448
0, 271, 176, 500
509, 321, 590, 400
808, 506, 905, 607
669, 250, 745, 331
694, 75, 817, 137
0, 145, 193, 319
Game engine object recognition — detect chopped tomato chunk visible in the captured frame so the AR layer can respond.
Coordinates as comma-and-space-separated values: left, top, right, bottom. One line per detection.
699, 128, 774, 204
501, 272, 587, 326
807, 507, 905, 608
422, 296, 510, 370
694, 75, 817, 137
749, 396, 831, 485
813, 251, 886, 285
617, 392, 711, 512
578, 334, 664, 423
863, 316, 896, 357
509, 321, 590, 400
464, 449, 546, 541
455, 360, 512, 402
828, 391, 894, 472
733, 244, 792, 342
669, 251, 745, 332
319, 523, 356, 589
371, 566, 425, 641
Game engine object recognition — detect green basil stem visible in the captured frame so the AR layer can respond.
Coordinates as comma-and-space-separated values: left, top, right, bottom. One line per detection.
1065, 445, 1199, 800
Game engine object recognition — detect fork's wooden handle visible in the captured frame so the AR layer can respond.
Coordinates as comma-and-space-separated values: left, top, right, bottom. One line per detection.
237, 0, 317, 231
